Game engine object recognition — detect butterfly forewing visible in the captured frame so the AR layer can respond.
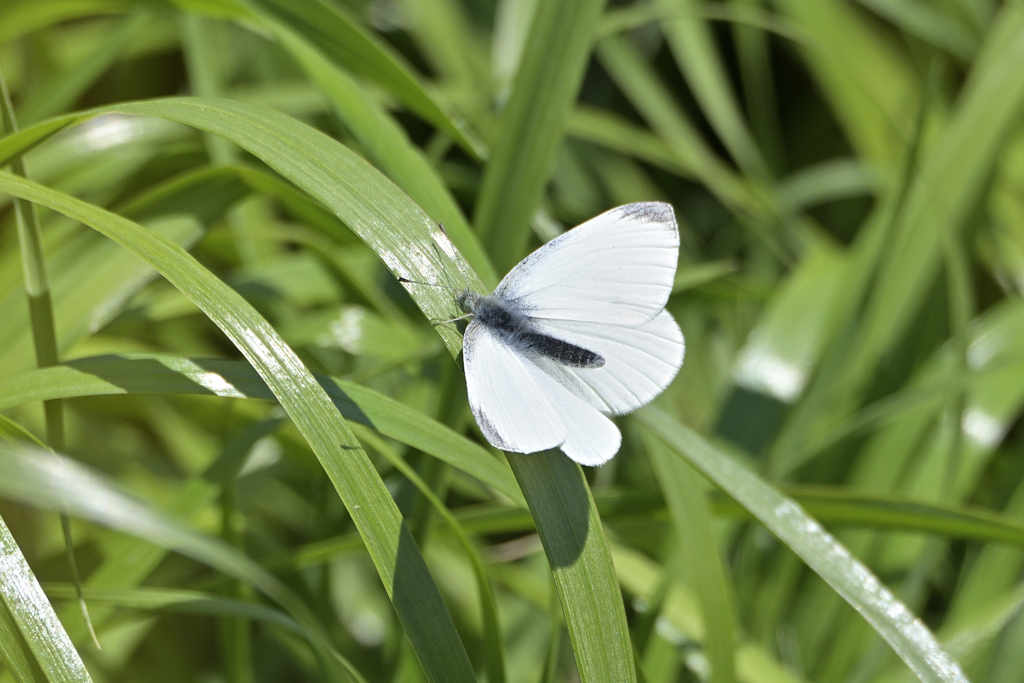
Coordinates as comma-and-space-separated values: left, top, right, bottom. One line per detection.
463, 321, 622, 465
463, 321, 565, 453
495, 202, 679, 326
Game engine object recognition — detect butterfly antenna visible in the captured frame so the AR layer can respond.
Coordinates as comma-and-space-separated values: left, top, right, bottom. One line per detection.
397, 276, 464, 294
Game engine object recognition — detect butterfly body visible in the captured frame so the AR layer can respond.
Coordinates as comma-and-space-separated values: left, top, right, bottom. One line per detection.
459, 291, 606, 369
458, 202, 685, 466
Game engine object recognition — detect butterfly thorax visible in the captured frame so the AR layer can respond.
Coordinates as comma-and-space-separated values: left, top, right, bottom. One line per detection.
461, 292, 605, 369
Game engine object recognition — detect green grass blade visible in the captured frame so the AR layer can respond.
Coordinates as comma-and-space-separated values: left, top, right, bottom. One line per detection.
593, 35, 781, 255
0, 355, 523, 506
712, 486, 1024, 546
771, 0, 918, 167
567, 106, 693, 178
0, 216, 204, 378
732, 239, 848, 404
0, 445, 362, 682
850, 4, 1024, 398
0, 514, 91, 682
506, 451, 636, 683
43, 585, 301, 635
0, 0, 132, 44
645, 434, 737, 683
457, 485, 1024, 547
473, 0, 608, 272
0, 172, 476, 683
856, 0, 978, 60
353, 426, 507, 683
636, 407, 968, 683
16, 12, 149, 125
611, 543, 805, 683
244, 0, 485, 159
776, 159, 875, 213
0, 596, 42, 683
656, 0, 767, 178
0, 99, 480, 356
266, 20, 497, 286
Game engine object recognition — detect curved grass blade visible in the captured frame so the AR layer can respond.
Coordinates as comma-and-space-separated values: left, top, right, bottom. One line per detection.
0, 445, 363, 683
266, 20, 497, 286
712, 486, 1024, 546
0, 513, 91, 682
17, 12, 150, 125
635, 407, 968, 683
506, 451, 636, 683
656, 0, 768, 178
771, 0, 918, 167
0, 0, 132, 44
242, 0, 485, 159
0, 596, 42, 683
458, 484, 1024, 547
0, 99, 481, 358
0, 355, 523, 506
473, 0, 608, 272
0, 171, 476, 683
353, 426, 506, 683
43, 584, 301, 636
644, 434, 737, 683
0, 214, 204, 378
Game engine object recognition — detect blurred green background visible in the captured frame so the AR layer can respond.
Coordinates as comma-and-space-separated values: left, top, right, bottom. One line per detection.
3, 0, 1024, 682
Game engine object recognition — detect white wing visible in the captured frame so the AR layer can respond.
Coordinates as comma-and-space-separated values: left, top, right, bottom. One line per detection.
464, 321, 621, 465
531, 310, 685, 415
495, 202, 679, 326
463, 321, 563, 454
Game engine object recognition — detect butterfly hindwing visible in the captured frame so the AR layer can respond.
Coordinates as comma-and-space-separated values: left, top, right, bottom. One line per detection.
531, 310, 685, 415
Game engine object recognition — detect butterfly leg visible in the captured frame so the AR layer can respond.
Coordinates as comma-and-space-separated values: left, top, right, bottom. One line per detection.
431, 313, 473, 327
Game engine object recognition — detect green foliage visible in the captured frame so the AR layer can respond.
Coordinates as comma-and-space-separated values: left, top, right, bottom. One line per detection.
2, 1, 1024, 682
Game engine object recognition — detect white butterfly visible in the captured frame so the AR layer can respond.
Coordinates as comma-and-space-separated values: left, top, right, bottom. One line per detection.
457, 202, 685, 466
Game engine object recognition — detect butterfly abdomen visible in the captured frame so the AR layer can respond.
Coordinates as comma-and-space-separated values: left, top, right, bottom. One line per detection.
473, 296, 605, 368
513, 332, 605, 368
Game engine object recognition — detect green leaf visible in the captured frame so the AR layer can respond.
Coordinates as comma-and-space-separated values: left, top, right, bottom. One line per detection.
0, 355, 524, 506
656, 0, 768, 178
0, 168, 476, 683
636, 407, 968, 683
474, 0, 608, 273
0, 513, 91, 682
0, 445, 363, 682
506, 451, 636, 683
264, 19, 497, 286
645, 434, 737, 683
244, 0, 485, 159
